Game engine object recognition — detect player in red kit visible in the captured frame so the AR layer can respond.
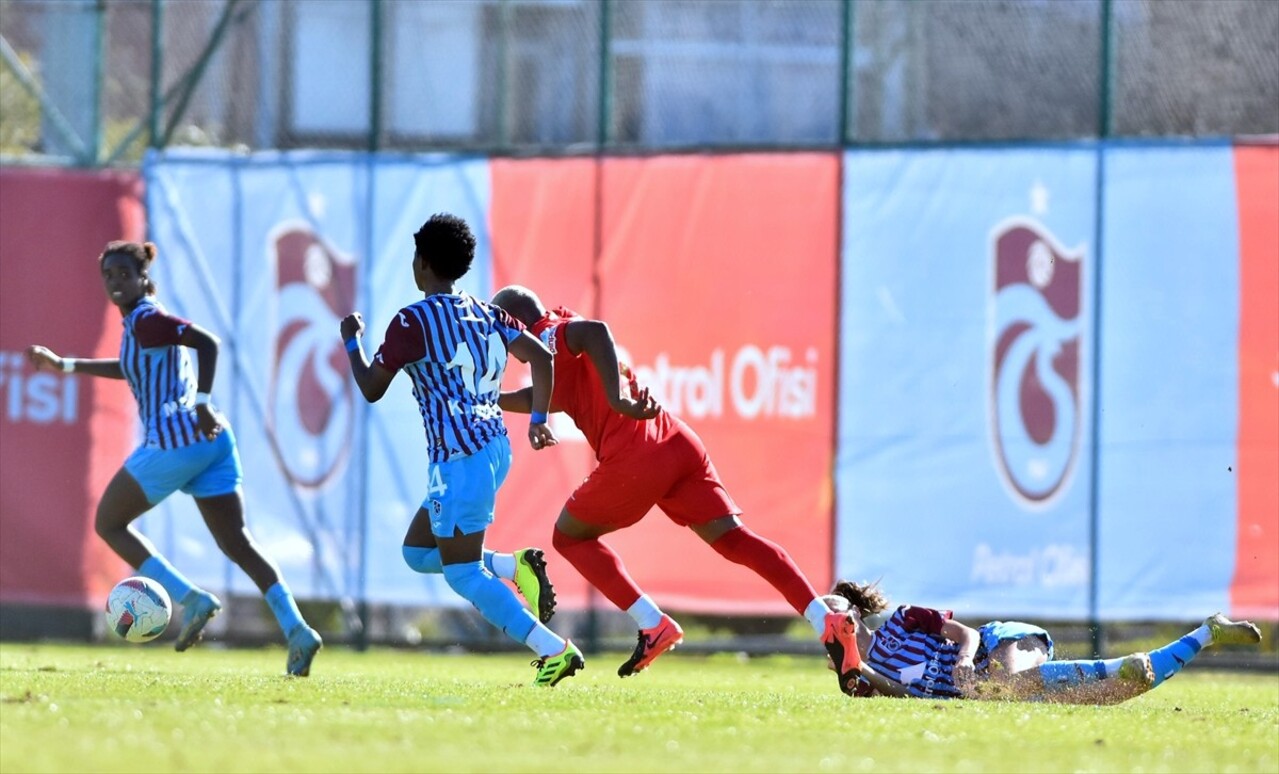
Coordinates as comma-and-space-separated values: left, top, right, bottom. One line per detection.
491, 285, 862, 693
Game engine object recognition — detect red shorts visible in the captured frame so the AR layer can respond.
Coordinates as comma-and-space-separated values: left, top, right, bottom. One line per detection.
566, 416, 739, 528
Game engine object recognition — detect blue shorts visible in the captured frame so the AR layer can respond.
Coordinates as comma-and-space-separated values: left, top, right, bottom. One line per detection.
124, 428, 243, 505
422, 435, 511, 538
977, 620, 1055, 663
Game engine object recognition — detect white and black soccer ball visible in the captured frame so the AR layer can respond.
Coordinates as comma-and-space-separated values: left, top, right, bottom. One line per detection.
105, 577, 172, 643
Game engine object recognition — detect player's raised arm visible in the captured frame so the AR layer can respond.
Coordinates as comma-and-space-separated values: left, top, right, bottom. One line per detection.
564, 319, 658, 420
26, 345, 124, 379
341, 312, 396, 403
506, 331, 557, 450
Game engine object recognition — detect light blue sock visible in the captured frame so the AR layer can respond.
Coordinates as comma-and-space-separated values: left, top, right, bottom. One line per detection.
138, 555, 197, 604
265, 582, 306, 637
1148, 630, 1207, 688
441, 561, 537, 644
403, 547, 507, 577
1037, 659, 1110, 691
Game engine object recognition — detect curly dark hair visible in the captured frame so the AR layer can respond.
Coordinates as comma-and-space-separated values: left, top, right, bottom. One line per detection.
413, 213, 476, 281
99, 240, 158, 295
830, 579, 890, 619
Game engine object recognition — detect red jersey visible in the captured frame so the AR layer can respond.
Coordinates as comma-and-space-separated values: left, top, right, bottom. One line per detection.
531, 307, 678, 460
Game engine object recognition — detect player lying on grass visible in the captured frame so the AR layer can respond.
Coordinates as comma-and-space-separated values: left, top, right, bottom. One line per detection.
490, 286, 862, 693
824, 580, 1262, 704
27, 241, 322, 675
340, 215, 581, 687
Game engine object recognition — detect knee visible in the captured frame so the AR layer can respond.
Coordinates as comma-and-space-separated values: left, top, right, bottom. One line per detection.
402, 545, 443, 574
441, 562, 486, 597
551, 527, 574, 553
94, 506, 122, 539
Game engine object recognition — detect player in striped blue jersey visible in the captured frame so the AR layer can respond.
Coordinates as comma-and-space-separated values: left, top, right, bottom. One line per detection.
27, 241, 322, 675
825, 580, 1261, 704
340, 213, 583, 686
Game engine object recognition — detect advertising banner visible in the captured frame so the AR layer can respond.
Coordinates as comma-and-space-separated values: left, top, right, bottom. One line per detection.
1096, 145, 1241, 620
588, 154, 839, 614
1231, 144, 1278, 620
0, 168, 142, 607
145, 151, 492, 605
837, 147, 1098, 620
489, 157, 601, 586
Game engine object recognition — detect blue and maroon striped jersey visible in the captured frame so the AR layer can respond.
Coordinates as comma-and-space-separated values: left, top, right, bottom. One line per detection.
119, 297, 203, 450
374, 291, 522, 463
866, 605, 965, 699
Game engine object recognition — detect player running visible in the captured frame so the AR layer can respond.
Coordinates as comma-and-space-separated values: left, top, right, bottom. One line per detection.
340, 215, 582, 687
490, 285, 862, 693
27, 240, 322, 675
825, 579, 1263, 703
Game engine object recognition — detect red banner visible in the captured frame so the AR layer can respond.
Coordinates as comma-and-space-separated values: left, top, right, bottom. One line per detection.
1231, 144, 1279, 620
0, 168, 142, 607
489, 157, 601, 595
491, 154, 839, 614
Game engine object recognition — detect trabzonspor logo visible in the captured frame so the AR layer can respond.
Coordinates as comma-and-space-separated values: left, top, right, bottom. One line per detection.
989, 218, 1085, 508
268, 226, 356, 488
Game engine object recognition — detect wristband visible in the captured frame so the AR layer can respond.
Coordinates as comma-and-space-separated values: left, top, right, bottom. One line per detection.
195, 392, 212, 406
530, 411, 549, 424
60, 359, 75, 374
344, 337, 361, 353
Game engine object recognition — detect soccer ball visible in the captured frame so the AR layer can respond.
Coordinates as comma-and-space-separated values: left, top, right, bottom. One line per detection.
105, 577, 172, 643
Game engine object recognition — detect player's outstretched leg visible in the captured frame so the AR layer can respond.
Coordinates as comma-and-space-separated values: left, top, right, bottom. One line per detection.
513, 548, 557, 624
551, 525, 681, 676
532, 641, 586, 687
441, 559, 583, 686
1147, 613, 1262, 688
618, 613, 685, 678
403, 544, 556, 623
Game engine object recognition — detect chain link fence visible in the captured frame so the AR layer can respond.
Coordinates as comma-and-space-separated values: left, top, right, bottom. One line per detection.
2, 0, 1276, 162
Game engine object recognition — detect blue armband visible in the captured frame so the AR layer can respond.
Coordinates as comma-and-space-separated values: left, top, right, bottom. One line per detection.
530, 411, 549, 424
344, 337, 360, 353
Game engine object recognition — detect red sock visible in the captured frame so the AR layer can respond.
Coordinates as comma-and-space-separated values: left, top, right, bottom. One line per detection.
710, 526, 819, 614
552, 529, 645, 611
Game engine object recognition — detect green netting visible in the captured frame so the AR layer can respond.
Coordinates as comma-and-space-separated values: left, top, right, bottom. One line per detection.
1, 0, 1276, 162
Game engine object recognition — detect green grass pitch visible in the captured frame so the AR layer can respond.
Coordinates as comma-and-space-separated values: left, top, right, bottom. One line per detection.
2, 643, 1276, 773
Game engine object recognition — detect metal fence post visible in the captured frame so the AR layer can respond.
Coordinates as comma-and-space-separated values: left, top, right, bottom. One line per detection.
1098, 0, 1113, 139
89, 0, 106, 164
149, 0, 164, 148
1087, 0, 1115, 660
368, 0, 383, 153
838, 0, 852, 146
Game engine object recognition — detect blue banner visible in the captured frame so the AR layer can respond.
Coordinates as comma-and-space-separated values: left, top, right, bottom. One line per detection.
836, 147, 1098, 619
1097, 145, 1239, 619
144, 150, 492, 606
